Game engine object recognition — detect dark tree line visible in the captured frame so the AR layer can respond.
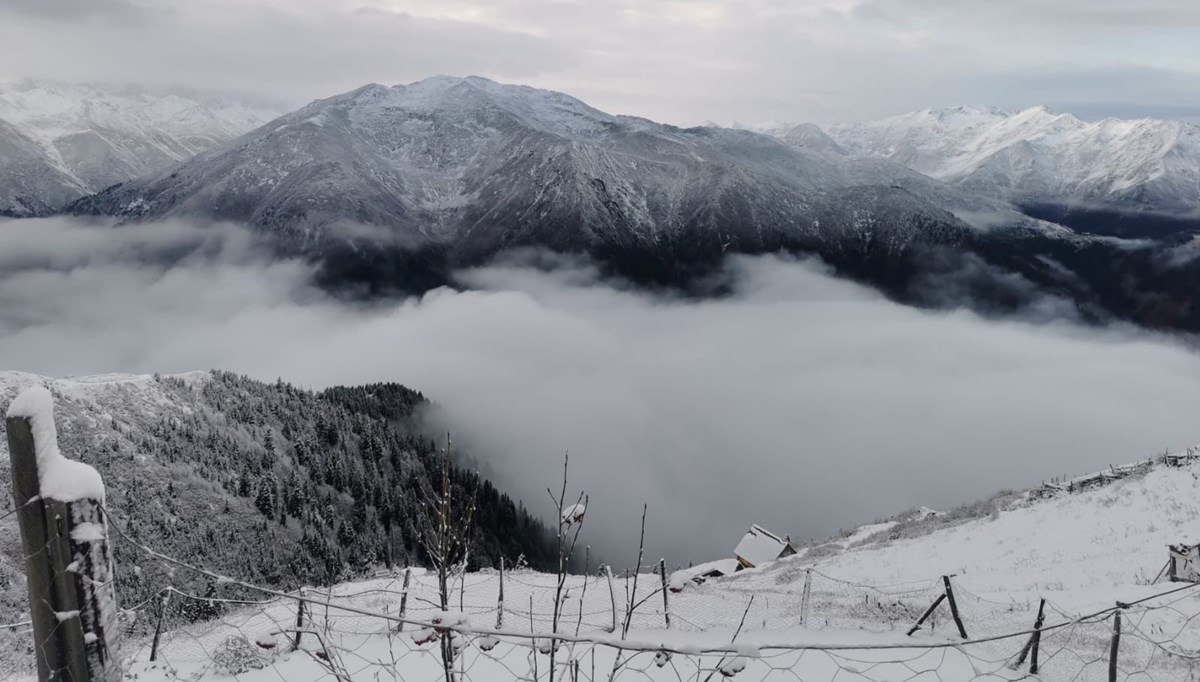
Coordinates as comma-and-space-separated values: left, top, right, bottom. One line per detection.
13, 371, 556, 634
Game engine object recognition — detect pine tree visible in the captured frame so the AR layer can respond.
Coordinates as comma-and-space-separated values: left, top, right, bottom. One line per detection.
255, 475, 277, 520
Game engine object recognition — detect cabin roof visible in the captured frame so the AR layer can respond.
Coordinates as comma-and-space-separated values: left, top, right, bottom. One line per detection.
735, 524, 792, 567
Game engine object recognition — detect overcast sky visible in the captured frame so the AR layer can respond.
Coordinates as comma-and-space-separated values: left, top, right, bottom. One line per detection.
1, 0, 1199, 124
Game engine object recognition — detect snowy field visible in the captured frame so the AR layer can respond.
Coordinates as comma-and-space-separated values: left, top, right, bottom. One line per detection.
93, 558, 1200, 682
10, 451, 1200, 682
4, 374, 1200, 680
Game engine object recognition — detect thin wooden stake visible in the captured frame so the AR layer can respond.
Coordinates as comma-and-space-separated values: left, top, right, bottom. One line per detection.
292, 587, 307, 651
942, 575, 968, 639
1109, 609, 1122, 682
149, 590, 171, 662
496, 557, 505, 629
1030, 597, 1046, 674
1010, 597, 1045, 670
397, 567, 412, 633
658, 559, 671, 628
906, 593, 946, 636
800, 568, 813, 627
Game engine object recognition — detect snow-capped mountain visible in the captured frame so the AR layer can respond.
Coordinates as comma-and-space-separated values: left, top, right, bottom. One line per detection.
70, 76, 1020, 278
65, 77, 1200, 332
0, 80, 283, 215
806, 106, 1200, 219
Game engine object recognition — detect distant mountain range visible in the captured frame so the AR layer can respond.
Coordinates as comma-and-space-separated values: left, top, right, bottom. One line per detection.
766, 105, 1200, 236
68, 76, 1036, 292
4, 77, 1200, 331
0, 79, 282, 216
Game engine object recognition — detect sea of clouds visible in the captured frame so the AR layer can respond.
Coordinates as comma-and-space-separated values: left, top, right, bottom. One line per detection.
4, 216, 1200, 566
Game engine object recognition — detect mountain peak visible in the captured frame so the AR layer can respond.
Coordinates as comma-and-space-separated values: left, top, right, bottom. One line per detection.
312, 75, 616, 139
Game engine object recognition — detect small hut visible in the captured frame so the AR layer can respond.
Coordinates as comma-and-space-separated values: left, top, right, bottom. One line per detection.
734, 525, 797, 569
1168, 543, 1200, 582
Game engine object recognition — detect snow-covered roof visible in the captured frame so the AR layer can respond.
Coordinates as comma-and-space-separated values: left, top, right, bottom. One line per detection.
734, 525, 793, 568
688, 558, 742, 577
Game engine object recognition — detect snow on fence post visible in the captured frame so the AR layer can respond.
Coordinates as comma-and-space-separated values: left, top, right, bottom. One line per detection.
658, 559, 671, 628
1109, 607, 1122, 682
604, 565, 617, 633
495, 557, 505, 629
7, 386, 121, 682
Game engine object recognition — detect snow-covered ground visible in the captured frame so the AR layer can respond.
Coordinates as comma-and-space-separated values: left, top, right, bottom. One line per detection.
6, 455, 1198, 681
4, 371, 1200, 681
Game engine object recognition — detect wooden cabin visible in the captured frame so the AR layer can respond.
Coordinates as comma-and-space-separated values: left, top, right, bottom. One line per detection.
1169, 543, 1200, 582
734, 525, 797, 569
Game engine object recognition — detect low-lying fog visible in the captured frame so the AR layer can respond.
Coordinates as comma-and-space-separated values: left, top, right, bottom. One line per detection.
5, 217, 1200, 567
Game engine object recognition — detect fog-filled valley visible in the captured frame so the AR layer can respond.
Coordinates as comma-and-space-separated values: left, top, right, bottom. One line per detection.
5, 216, 1200, 566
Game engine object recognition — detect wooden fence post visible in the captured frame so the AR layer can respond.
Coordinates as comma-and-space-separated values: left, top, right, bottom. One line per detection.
1010, 597, 1045, 671
7, 386, 121, 682
658, 559, 671, 628
1109, 608, 1122, 682
942, 575, 968, 639
800, 568, 813, 627
906, 593, 945, 636
292, 587, 307, 651
495, 557, 505, 629
1029, 598, 1046, 674
149, 590, 171, 662
397, 567, 412, 633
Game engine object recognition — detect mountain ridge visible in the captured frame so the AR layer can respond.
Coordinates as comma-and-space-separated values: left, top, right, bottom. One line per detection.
0, 79, 284, 215
68, 76, 1048, 294
768, 105, 1200, 229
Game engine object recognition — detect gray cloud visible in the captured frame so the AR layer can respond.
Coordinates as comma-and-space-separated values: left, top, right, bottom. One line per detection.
0, 0, 160, 24
1, 0, 1197, 124
0, 1, 577, 107
5, 216, 1200, 568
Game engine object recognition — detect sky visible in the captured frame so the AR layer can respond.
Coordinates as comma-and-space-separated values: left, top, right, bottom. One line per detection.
2, 0, 1200, 124
6, 217, 1200, 566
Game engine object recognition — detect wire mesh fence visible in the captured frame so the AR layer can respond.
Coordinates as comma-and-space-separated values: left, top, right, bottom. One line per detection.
109, 579, 1200, 682
4, 494, 1200, 682
7, 515, 1200, 682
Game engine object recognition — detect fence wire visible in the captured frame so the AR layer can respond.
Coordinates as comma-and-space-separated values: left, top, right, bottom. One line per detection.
4, 509, 1199, 682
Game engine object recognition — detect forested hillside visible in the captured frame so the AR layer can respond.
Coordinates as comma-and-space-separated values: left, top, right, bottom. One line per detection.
0, 371, 555, 630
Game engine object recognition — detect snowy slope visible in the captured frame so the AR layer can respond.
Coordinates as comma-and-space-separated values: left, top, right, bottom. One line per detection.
0, 118, 86, 216
812, 106, 1200, 214
742, 455, 1200, 610
25, 451, 1200, 682
0, 369, 556, 676
0, 79, 282, 212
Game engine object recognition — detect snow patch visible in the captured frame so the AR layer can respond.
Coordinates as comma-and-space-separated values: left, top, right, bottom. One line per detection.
6, 386, 105, 503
